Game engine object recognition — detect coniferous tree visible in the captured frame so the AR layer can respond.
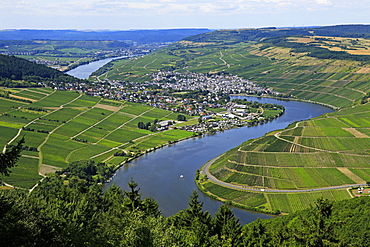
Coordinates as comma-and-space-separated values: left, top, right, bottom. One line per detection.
124, 178, 142, 211
212, 204, 242, 245
0, 137, 24, 178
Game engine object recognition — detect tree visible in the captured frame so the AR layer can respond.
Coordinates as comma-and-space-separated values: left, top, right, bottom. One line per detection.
0, 137, 24, 177
177, 114, 186, 121
212, 204, 242, 245
185, 191, 211, 225
286, 198, 341, 246
124, 178, 142, 211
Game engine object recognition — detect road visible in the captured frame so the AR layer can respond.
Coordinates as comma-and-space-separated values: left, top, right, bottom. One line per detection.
201, 154, 367, 193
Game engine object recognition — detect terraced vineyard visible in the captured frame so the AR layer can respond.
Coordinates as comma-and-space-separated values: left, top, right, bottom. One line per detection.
0, 88, 195, 189
96, 30, 370, 213
104, 37, 370, 109
198, 103, 370, 213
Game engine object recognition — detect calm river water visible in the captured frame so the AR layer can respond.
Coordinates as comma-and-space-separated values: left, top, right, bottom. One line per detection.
66, 56, 128, 79
106, 96, 333, 225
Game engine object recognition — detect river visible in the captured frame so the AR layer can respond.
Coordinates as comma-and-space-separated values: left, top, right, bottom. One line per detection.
66, 56, 129, 79
106, 96, 333, 225
66, 58, 333, 224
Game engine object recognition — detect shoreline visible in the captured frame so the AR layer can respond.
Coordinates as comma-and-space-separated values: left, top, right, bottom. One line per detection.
230, 94, 341, 111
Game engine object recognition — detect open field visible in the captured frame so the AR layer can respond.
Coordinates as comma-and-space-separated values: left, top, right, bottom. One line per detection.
0, 90, 197, 188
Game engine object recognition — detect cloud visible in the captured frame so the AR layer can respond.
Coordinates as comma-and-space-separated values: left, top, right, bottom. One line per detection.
315, 0, 332, 5
1, 0, 367, 19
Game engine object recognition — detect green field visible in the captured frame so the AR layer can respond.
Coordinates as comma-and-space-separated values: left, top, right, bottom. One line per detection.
202, 103, 370, 213
0, 91, 197, 188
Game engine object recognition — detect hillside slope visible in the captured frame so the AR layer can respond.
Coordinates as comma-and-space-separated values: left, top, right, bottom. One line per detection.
0, 54, 83, 87
100, 25, 370, 213
198, 103, 370, 213
103, 25, 370, 108
0, 89, 195, 189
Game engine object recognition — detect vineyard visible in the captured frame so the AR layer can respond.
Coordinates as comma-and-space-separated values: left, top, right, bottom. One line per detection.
0, 88, 195, 188
104, 37, 370, 109
199, 103, 370, 213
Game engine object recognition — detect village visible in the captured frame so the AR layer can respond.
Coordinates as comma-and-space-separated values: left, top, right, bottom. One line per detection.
45, 70, 284, 133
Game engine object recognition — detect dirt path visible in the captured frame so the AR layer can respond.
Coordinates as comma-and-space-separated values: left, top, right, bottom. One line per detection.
337, 167, 366, 184
219, 51, 230, 68
343, 128, 369, 138
9, 94, 37, 102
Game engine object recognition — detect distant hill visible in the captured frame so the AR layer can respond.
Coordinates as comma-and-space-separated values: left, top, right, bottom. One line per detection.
0, 29, 212, 43
184, 24, 370, 43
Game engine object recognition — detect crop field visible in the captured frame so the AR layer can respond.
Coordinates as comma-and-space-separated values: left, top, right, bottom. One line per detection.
95, 112, 134, 131
0, 126, 20, 149
0, 90, 197, 188
121, 103, 152, 115
0, 156, 42, 189
348, 169, 370, 182
103, 128, 148, 144
201, 181, 267, 207
67, 144, 112, 162
141, 108, 172, 119
30, 90, 81, 108
262, 109, 282, 117
12, 90, 47, 100
266, 190, 351, 213
0, 98, 26, 114
12, 131, 47, 148
132, 129, 193, 150
298, 127, 355, 137
204, 102, 370, 213
64, 94, 101, 108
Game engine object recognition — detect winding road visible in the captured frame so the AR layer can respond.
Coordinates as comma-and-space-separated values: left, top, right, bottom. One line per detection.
201, 154, 367, 193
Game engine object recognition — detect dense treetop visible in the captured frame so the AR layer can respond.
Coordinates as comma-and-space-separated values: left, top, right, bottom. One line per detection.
0, 54, 84, 86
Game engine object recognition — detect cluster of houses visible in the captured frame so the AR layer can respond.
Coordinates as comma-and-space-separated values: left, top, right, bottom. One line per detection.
149, 71, 278, 95
45, 69, 283, 133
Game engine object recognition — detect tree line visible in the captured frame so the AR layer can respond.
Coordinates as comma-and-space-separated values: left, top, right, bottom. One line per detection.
0, 54, 85, 85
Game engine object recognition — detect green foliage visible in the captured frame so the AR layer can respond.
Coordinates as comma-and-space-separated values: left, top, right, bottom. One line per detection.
0, 138, 24, 177
0, 160, 369, 247
0, 54, 84, 84
177, 114, 186, 121
57, 160, 114, 185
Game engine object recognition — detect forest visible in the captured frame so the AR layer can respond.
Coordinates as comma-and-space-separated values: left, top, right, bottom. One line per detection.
1, 140, 370, 246
0, 54, 85, 87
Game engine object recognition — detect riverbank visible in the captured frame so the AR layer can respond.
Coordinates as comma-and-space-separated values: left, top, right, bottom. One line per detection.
108, 96, 333, 222
195, 100, 370, 214
107, 107, 285, 181
230, 94, 341, 111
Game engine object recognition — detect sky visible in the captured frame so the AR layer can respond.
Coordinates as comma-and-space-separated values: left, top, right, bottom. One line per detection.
1, 0, 370, 30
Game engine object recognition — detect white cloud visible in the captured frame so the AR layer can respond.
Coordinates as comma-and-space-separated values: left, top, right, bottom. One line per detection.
315, 0, 332, 5
0, 0, 356, 16
1, 0, 370, 29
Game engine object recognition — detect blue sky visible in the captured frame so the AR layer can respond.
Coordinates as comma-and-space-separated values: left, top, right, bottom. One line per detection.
1, 0, 369, 30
